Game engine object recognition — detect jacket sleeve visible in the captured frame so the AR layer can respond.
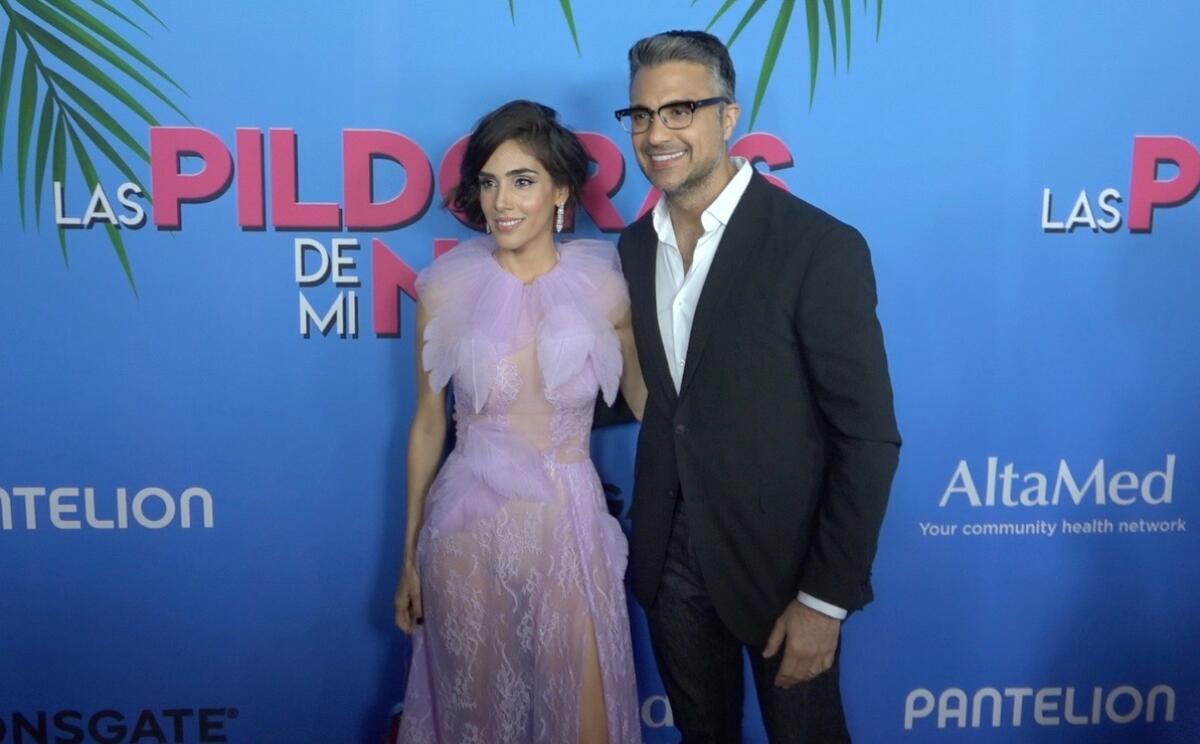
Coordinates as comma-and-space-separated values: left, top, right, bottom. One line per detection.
793, 222, 901, 612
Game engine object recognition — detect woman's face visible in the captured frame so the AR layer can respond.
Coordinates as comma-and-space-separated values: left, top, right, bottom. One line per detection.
477, 139, 567, 254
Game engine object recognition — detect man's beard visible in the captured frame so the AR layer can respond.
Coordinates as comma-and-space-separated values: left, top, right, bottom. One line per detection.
661, 152, 721, 201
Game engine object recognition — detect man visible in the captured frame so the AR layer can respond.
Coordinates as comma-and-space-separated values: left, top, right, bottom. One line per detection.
613, 31, 901, 742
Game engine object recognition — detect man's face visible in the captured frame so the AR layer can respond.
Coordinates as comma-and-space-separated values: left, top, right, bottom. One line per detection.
628, 61, 740, 200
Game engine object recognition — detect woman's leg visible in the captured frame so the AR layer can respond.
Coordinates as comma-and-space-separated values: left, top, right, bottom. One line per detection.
578, 615, 609, 744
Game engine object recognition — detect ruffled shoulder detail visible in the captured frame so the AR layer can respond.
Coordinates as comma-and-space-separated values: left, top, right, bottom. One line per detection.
414, 237, 494, 318
417, 237, 527, 411
535, 239, 629, 406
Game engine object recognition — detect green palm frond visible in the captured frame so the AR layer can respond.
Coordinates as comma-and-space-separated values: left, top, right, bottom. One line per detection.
30, 78, 49, 222
557, 0, 579, 55
65, 114, 132, 283
0, 25, 16, 166
841, 0, 850, 68
726, 0, 766, 47
15, 48, 35, 227
703, 0, 883, 129
50, 107, 65, 260
0, 0, 187, 293
503, 0, 580, 54
821, 0, 836, 71
704, 1, 739, 32
803, 0, 817, 103
125, 0, 165, 29
86, 0, 149, 35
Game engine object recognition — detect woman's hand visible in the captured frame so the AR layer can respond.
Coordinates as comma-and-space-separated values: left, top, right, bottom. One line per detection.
395, 297, 443, 634
393, 561, 424, 633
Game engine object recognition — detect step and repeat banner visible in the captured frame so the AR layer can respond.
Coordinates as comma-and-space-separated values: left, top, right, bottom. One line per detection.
1, 1, 1196, 742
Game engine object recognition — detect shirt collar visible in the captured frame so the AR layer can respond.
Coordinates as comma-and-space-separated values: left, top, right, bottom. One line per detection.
651, 157, 754, 246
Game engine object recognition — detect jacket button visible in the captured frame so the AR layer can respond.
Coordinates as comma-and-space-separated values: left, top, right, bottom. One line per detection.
675, 423, 687, 434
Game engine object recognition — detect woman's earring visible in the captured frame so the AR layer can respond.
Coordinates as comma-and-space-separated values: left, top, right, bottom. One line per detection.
555, 204, 564, 233
485, 221, 491, 234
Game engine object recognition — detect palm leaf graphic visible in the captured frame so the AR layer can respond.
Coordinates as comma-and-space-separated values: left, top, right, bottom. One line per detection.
503, 0, 580, 54
724, 0, 766, 47
125, 0, 164, 29
15, 49, 35, 227
499, 0, 881, 123
0, 0, 187, 293
50, 106, 65, 260
703, 0, 883, 129
841, 0, 850, 68
87, 0, 149, 35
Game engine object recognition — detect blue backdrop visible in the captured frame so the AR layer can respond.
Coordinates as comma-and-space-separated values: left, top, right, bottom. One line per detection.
2, 1, 1197, 742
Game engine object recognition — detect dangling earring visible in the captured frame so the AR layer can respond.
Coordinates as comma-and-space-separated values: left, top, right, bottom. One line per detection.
485, 221, 491, 234
555, 204, 564, 233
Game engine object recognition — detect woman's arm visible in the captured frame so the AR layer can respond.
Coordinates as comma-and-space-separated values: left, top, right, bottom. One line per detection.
616, 306, 646, 421
395, 298, 447, 632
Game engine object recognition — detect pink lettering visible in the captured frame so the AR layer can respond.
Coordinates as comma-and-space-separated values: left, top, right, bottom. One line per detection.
1129, 135, 1200, 232
344, 130, 434, 230
578, 133, 626, 232
731, 133, 793, 191
150, 127, 233, 229
437, 135, 475, 229
372, 238, 418, 336
235, 128, 264, 229
269, 128, 341, 229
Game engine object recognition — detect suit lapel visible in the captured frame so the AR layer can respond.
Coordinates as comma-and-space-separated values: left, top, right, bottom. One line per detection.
625, 216, 679, 410
678, 173, 771, 400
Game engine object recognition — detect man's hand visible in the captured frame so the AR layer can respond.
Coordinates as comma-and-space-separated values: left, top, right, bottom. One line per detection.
762, 600, 841, 688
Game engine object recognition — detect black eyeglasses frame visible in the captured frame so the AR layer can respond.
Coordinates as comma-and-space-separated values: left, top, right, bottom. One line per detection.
613, 97, 730, 133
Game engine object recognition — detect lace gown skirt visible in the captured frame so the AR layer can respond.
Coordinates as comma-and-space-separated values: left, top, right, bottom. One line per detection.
399, 457, 635, 744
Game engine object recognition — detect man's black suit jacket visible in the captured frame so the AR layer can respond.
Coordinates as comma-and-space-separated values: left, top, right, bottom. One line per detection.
617, 172, 901, 648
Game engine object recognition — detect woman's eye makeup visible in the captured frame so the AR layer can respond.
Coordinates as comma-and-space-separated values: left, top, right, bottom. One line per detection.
477, 169, 541, 191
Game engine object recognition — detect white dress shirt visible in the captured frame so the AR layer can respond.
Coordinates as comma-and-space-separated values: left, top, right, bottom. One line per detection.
651, 157, 848, 621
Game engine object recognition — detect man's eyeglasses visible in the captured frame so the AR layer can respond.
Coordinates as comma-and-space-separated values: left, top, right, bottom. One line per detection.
614, 97, 728, 134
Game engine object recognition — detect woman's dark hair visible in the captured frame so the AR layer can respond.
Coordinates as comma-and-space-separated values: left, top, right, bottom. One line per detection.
451, 100, 590, 228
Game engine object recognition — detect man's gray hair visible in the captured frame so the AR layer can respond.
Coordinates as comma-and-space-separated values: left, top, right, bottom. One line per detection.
628, 30, 736, 102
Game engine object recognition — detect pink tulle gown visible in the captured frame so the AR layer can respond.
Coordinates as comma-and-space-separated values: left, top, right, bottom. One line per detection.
397, 237, 641, 744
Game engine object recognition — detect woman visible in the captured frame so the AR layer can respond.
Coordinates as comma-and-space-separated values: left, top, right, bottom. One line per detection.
393, 100, 646, 744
